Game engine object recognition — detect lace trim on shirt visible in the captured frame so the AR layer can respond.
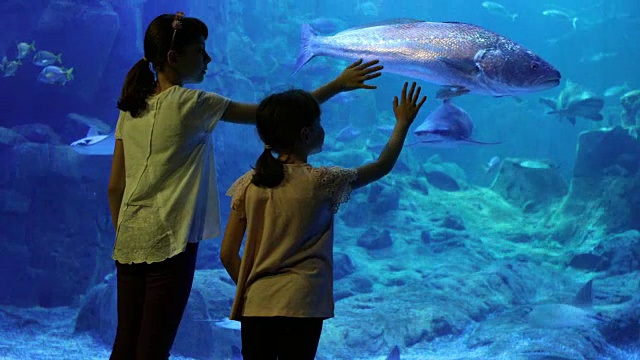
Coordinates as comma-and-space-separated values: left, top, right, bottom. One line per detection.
311, 166, 358, 213
226, 171, 253, 212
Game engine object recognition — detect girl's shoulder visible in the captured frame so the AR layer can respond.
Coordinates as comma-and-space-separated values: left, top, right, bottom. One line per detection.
308, 165, 358, 185
226, 170, 254, 198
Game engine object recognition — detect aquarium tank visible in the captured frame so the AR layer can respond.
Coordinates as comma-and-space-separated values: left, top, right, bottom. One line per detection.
1, 0, 639, 359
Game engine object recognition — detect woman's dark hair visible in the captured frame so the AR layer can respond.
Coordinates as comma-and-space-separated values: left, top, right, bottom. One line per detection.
117, 13, 208, 117
252, 89, 321, 188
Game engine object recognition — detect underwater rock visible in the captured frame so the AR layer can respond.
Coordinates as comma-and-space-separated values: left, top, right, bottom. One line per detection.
589, 230, 640, 276
438, 213, 466, 230
0, 189, 31, 214
11, 123, 62, 144
367, 183, 400, 214
0, 127, 27, 149
334, 251, 356, 280
356, 228, 392, 250
490, 157, 568, 211
548, 126, 640, 239
573, 125, 640, 178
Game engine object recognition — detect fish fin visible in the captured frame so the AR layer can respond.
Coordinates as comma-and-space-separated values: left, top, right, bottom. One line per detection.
385, 345, 400, 360
293, 24, 318, 75
436, 86, 470, 99
343, 18, 425, 31
56, 53, 63, 64
539, 97, 558, 110
574, 279, 593, 307
86, 127, 99, 137
438, 57, 480, 76
511, 13, 518, 22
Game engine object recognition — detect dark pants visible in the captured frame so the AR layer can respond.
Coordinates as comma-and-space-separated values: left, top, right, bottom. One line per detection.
241, 316, 324, 360
110, 243, 199, 360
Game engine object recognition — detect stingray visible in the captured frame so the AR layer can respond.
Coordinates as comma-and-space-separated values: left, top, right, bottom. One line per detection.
410, 99, 500, 147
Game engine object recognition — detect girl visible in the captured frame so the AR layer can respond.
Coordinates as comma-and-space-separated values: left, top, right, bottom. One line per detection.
107, 12, 382, 360
221, 81, 426, 359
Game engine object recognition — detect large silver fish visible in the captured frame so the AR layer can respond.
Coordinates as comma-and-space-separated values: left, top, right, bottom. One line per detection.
294, 19, 561, 99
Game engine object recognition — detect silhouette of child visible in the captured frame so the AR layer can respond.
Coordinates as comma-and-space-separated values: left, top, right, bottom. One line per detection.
221, 82, 426, 359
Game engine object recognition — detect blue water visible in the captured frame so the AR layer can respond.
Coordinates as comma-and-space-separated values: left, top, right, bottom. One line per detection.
1, 0, 639, 359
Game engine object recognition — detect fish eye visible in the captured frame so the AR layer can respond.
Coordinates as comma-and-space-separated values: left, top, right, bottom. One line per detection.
530, 62, 539, 70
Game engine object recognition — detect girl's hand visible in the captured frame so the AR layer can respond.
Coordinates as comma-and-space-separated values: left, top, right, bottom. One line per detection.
333, 59, 383, 91
393, 81, 427, 127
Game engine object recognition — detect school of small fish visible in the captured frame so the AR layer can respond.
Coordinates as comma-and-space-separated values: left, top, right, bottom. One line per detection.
1, 41, 74, 86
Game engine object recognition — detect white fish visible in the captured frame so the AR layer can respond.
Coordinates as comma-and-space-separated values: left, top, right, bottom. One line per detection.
481, 2, 518, 21
3, 59, 21, 77
542, 9, 579, 29
38, 66, 74, 85
483, 155, 501, 173
33, 50, 62, 66
17, 41, 36, 59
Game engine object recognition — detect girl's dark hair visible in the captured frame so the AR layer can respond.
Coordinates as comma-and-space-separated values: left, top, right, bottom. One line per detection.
117, 13, 208, 117
252, 89, 321, 188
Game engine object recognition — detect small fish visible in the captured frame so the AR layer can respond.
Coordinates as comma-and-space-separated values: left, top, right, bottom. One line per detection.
579, 52, 617, 63
515, 159, 557, 170
542, 9, 579, 29
3, 59, 21, 77
16, 41, 36, 59
603, 83, 630, 97
481, 2, 518, 21
294, 19, 561, 99
33, 50, 62, 66
335, 125, 361, 142
0, 56, 7, 72
38, 66, 74, 85
484, 156, 501, 173
411, 99, 500, 147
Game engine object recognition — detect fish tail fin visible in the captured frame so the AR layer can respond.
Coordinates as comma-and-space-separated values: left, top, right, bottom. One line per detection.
293, 24, 318, 75
30, 41, 36, 51
511, 13, 518, 22
65, 67, 74, 80
56, 53, 63, 64
572, 17, 578, 29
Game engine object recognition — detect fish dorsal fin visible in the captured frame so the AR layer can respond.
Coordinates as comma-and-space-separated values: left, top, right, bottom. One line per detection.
344, 18, 425, 31
86, 127, 99, 137
574, 279, 593, 307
